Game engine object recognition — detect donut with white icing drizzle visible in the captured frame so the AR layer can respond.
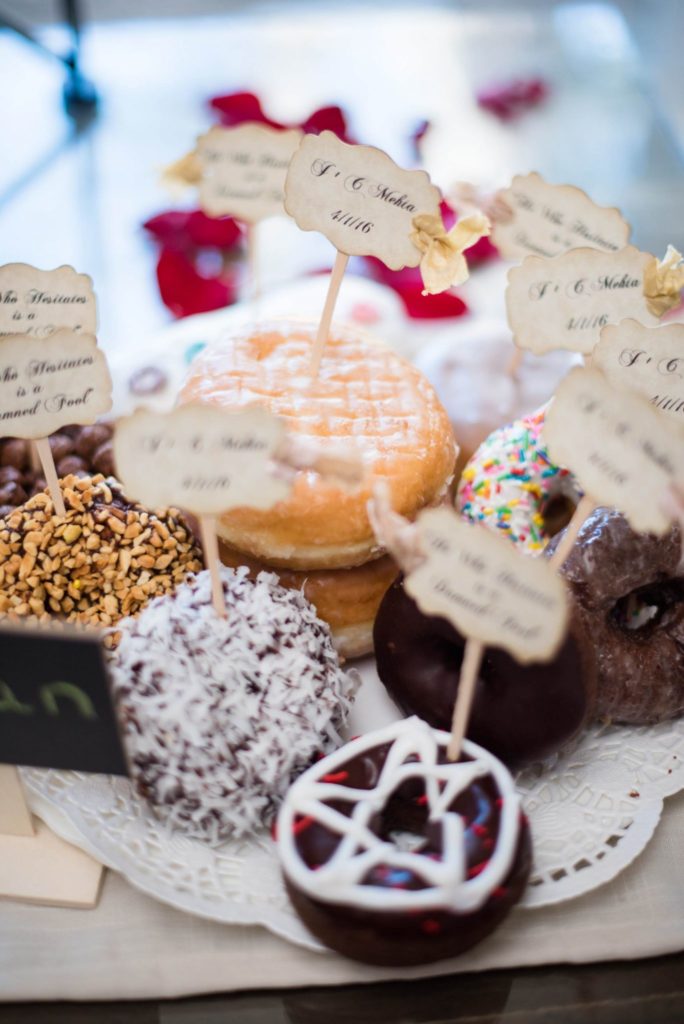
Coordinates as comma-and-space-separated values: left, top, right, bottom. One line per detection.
278, 718, 531, 965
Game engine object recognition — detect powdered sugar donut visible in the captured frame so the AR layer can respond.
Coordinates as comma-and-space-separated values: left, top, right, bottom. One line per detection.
110, 567, 358, 844
278, 717, 531, 966
456, 407, 582, 554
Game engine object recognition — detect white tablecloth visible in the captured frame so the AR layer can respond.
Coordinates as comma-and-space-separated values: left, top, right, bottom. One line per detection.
2, 791, 683, 1002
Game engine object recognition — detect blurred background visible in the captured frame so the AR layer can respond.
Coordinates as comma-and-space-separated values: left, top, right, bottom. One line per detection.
0, 0, 682, 354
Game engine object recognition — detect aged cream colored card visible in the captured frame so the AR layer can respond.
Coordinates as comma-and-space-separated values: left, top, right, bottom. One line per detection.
0, 330, 112, 440
593, 319, 684, 423
405, 507, 568, 663
543, 366, 684, 535
197, 124, 303, 223
506, 246, 659, 355
0, 264, 96, 338
284, 130, 442, 269
493, 172, 630, 261
113, 404, 292, 514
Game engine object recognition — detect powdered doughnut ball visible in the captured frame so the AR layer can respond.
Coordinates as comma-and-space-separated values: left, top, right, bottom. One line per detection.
110, 567, 359, 843
0, 474, 202, 641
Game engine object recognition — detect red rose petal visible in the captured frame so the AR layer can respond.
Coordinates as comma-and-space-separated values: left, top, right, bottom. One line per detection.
155, 248, 239, 319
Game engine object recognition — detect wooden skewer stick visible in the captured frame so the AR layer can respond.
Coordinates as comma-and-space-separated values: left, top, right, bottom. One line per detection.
247, 222, 260, 303
198, 514, 226, 618
506, 346, 524, 378
29, 441, 42, 474
447, 638, 484, 762
34, 436, 66, 517
310, 251, 349, 378
548, 494, 596, 570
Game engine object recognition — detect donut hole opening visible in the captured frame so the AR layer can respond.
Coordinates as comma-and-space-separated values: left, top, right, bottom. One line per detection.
540, 493, 578, 539
610, 578, 684, 636
377, 777, 430, 850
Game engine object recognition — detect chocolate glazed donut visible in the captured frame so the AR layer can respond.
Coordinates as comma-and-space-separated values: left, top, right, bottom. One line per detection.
547, 507, 684, 724
374, 577, 596, 766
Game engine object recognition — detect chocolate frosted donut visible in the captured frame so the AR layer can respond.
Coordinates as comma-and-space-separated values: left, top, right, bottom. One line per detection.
548, 507, 684, 724
278, 718, 531, 966
374, 577, 595, 766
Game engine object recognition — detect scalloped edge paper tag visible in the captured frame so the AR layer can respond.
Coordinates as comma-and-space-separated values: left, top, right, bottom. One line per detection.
0, 265, 97, 339
197, 124, 303, 223
593, 319, 684, 423
405, 507, 568, 663
284, 130, 441, 269
542, 366, 684, 535
113, 404, 292, 515
506, 246, 660, 355
492, 172, 631, 261
0, 330, 112, 440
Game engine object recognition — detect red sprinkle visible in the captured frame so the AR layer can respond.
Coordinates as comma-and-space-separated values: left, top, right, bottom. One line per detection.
293, 815, 315, 835
321, 771, 349, 784
270, 820, 278, 841
421, 918, 442, 935
415, 794, 429, 806
472, 824, 488, 838
467, 860, 489, 878
492, 886, 508, 899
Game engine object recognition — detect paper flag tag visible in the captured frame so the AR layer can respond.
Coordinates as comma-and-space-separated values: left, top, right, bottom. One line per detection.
113, 404, 292, 515
196, 124, 303, 223
506, 246, 659, 355
593, 319, 684, 422
0, 265, 97, 339
405, 507, 568, 663
0, 330, 112, 440
543, 366, 684, 534
284, 130, 442, 269
492, 172, 630, 261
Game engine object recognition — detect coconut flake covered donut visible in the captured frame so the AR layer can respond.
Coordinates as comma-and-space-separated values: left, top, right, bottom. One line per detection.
457, 407, 582, 554
111, 567, 358, 844
278, 717, 532, 966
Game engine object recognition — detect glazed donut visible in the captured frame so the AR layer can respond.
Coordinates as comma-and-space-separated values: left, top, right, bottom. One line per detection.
179, 319, 456, 571
110, 567, 358, 843
457, 407, 582, 554
547, 507, 684, 725
373, 576, 596, 765
278, 717, 531, 966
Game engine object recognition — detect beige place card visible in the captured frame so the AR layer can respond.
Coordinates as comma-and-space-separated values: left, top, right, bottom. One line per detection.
405, 507, 568, 663
113, 404, 292, 514
0, 330, 112, 440
543, 366, 684, 535
506, 245, 659, 355
593, 319, 684, 422
197, 124, 303, 223
284, 130, 442, 269
493, 172, 630, 261
0, 264, 96, 339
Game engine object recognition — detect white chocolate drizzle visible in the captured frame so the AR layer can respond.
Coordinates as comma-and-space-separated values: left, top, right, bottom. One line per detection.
278, 717, 522, 913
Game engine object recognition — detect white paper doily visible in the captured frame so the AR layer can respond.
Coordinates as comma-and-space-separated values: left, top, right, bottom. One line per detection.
20, 666, 684, 952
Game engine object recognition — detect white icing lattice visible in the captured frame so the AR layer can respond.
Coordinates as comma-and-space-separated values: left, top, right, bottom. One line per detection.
278, 718, 521, 913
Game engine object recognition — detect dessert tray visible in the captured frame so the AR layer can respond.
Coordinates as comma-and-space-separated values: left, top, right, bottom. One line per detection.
21, 660, 684, 953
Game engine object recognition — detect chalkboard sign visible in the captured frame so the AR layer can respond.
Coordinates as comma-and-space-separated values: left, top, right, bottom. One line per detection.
0, 624, 128, 775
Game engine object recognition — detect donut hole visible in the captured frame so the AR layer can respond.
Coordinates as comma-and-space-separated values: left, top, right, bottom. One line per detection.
610, 578, 684, 636
540, 493, 578, 539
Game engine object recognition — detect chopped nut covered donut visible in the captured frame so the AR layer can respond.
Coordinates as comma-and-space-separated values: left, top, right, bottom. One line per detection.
0, 474, 203, 644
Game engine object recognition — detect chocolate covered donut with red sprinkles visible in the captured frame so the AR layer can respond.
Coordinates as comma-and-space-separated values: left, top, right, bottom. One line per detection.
278, 717, 531, 966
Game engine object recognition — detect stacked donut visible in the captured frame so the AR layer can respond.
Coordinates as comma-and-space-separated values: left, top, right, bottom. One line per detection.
178, 319, 457, 657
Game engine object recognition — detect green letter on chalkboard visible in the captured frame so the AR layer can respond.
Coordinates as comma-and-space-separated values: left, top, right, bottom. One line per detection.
0, 681, 33, 715
40, 682, 97, 720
